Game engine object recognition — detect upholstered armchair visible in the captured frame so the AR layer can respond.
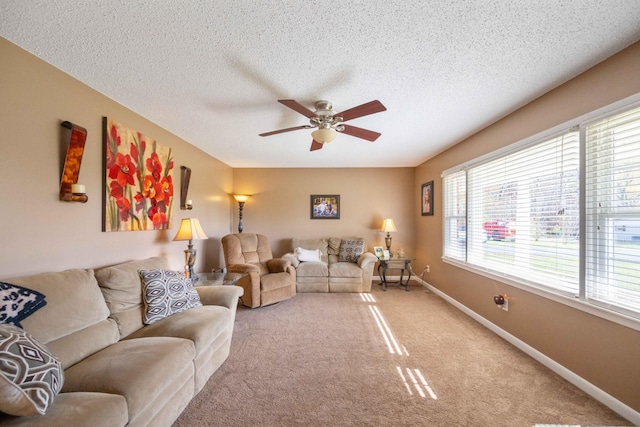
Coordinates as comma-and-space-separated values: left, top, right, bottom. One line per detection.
221, 233, 296, 308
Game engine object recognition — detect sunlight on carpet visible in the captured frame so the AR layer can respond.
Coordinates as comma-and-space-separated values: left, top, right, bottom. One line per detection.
397, 366, 438, 400
361, 290, 438, 400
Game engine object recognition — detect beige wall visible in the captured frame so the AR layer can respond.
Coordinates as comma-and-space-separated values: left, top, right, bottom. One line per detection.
415, 42, 640, 412
2, 32, 639, 417
232, 168, 415, 257
0, 38, 233, 278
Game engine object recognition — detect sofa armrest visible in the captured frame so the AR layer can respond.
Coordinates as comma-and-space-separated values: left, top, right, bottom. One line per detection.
358, 252, 378, 269
267, 258, 292, 273
226, 263, 260, 274
281, 252, 299, 267
196, 285, 244, 309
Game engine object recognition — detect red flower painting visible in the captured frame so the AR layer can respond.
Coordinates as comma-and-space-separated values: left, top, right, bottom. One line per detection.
104, 118, 174, 231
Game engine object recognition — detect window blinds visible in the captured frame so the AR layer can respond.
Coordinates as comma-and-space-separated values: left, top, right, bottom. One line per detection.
585, 106, 640, 315
443, 170, 466, 261
442, 102, 640, 319
465, 132, 580, 294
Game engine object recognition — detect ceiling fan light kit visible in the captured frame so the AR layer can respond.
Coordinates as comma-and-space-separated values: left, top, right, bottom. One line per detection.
311, 127, 337, 143
260, 99, 386, 151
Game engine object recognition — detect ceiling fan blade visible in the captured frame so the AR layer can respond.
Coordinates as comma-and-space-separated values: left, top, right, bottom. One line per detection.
310, 139, 324, 151
339, 124, 382, 142
336, 100, 386, 122
278, 99, 317, 118
259, 125, 311, 137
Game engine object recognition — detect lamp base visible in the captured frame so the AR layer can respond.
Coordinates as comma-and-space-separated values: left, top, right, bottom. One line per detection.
184, 247, 197, 280
385, 234, 392, 257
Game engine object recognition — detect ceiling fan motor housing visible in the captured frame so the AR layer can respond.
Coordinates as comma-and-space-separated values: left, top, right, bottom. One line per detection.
311, 100, 343, 129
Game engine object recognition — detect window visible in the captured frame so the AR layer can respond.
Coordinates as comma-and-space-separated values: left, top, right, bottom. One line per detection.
586, 107, 640, 317
443, 103, 640, 320
443, 170, 466, 261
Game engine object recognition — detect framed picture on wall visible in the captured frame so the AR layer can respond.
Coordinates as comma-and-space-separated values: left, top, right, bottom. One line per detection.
310, 195, 340, 219
421, 181, 434, 216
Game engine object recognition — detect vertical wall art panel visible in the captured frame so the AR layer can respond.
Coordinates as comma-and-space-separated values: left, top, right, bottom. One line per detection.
103, 117, 174, 232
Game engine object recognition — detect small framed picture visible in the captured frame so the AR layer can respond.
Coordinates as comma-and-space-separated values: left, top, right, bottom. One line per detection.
310, 195, 340, 219
373, 246, 384, 259
421, 181, 434, 216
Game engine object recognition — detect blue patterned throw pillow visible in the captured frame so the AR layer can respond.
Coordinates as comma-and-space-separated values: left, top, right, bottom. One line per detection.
139, 269, 202, 325
0, 323, 64, 416
0, 282, 47, 327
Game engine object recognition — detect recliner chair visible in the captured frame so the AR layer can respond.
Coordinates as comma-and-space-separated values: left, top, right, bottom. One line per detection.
221, 233, 296, 308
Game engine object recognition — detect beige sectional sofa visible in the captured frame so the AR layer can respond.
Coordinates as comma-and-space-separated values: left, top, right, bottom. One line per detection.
0, 257, 243, 427
283, 237, 378, 293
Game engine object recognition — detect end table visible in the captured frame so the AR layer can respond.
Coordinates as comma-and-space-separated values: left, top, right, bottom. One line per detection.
193, 272, 245, 287
378, 257, 414, 291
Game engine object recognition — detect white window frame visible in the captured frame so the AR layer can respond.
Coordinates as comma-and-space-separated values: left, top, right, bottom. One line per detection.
442, 94, 640, 332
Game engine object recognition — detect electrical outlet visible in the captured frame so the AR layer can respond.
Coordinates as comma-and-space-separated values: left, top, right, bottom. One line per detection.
426, 265, 430, 273
493, 294, 509, 312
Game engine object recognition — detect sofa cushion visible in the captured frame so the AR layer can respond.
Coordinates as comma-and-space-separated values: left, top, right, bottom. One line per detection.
139, 269, 202, 325
338, 239, 365, 263
328, 237, 341, 256
260, 272, 295, 292
329, 262, 364, 278
62, 336, 195, 425
0, 392, 128, 427
295, 247, 321, 262
8, 269, 118, 369
0, 282, 47, 328
291, 238, 328, 262
296, 261, 329, 277
0, 324, 64, 416
95, 257, 169, 338
124, 305, 231, 354
223, 234, 273, 265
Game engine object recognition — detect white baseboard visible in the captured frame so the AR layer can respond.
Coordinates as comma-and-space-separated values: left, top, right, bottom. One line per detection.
412, 277, 640, 426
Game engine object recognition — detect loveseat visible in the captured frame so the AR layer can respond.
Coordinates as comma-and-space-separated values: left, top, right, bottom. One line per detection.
0, 257, 243, 427
282, 237, 378, 293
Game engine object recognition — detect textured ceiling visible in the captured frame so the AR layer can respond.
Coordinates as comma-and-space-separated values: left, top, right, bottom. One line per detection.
2, 1, 640, 168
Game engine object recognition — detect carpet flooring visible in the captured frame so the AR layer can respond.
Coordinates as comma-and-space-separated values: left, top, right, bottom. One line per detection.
173, 282, 631, 426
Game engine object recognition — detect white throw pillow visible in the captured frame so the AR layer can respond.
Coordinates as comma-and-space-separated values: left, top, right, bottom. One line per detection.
295, 247, 322, 262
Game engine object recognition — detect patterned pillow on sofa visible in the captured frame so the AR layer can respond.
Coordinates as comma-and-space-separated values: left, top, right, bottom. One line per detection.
0, 323, 64, 416
0, 281, 47, 328
338, 239, 365, 263
139, 269, 202, 325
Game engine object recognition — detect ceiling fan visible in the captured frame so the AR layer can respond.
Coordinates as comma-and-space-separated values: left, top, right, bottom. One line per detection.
259, 99, 387, 151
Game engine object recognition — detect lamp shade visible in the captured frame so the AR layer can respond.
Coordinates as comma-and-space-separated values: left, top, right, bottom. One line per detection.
311, 128, 337, 143
381, 218, 397, 233
173, 218, 208, 241
233, 194, 251, 203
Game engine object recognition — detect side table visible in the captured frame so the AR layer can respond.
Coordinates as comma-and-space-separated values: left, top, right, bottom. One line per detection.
193, 272, 245, 287
378, 257, 414, 291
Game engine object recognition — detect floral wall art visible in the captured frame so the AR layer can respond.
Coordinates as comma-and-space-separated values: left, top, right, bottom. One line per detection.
103, 117, 174, 232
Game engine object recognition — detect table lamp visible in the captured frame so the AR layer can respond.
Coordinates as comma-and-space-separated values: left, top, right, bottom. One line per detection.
381, 218, 397, 252
173, 218, 208, 279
